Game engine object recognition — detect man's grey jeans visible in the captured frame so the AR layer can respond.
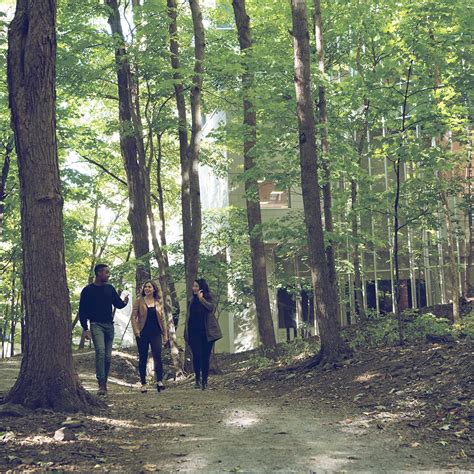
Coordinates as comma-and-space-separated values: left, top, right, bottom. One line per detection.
90, 322, 115, 383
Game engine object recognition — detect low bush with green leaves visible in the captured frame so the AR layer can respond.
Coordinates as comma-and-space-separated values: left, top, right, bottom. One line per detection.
344, 310, 458, 349
244, 337, 320, 370
453, 312, 474, 340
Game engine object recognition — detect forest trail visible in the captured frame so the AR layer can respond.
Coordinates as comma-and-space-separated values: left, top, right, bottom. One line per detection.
1, 345, 471, 472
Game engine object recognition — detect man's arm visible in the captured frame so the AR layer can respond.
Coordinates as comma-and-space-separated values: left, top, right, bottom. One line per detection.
111, 286, 128, 309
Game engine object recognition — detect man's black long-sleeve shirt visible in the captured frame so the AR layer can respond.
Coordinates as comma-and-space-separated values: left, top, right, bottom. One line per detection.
79, 283, 127, 330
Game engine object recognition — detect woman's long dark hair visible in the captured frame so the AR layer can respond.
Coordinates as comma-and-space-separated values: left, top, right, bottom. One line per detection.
195, 278, 212, 300
141, 280, 161, 300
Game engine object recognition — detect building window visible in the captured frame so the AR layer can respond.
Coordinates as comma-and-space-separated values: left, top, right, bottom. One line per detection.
259, 181, 289, 209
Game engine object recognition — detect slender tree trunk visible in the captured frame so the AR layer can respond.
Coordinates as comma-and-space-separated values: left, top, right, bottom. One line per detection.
232, 0, 276, 347
156, 132, 181, 326
87, 199, 100, 283
351, 97, 370, 322
20, 290, 25, 354
0, 136, 13, 237
313, 0, 336, 286
393, 61, 413, 344
106, 0, 150, 292
290, 0, 350, 365
9, 262, 16, 357
167, 0, 193, 302
6, 0, 95, 410
142, 132, 183, 372
440, 190, 460, 321
351, 178, 366, 321
465, 160, 473, 297
186, 0, 204, 293
146, 196, 184, 374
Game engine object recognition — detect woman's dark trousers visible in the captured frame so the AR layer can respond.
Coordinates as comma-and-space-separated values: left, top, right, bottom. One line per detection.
189, 333, 214, 384
137, 333, 163, 384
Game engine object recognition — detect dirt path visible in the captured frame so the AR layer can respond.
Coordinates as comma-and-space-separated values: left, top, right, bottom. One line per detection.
0, 354, 463, 472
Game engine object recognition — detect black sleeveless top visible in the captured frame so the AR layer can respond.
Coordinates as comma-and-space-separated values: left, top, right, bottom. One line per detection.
142, 306, 161, 336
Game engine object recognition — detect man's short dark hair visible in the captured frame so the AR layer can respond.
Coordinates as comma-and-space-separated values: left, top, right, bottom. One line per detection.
94, 264, 109, 276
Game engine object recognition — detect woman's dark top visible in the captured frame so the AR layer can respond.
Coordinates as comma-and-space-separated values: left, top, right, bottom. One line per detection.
188, 295, 210, 334
142, 305, 162, 336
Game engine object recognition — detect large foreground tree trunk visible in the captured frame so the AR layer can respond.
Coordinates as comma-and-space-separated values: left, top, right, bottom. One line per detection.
290, 0, 350, 365
106, 0, 150, 292
6, 0, 95, 411
232, 0, 276, 348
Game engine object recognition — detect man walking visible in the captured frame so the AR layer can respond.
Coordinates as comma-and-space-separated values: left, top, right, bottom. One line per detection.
79, 264, 129, 395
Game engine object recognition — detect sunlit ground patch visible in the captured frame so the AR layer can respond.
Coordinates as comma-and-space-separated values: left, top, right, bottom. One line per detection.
223, 409, 261, 428
86, 415, 192, 430
354, 372, 382, 383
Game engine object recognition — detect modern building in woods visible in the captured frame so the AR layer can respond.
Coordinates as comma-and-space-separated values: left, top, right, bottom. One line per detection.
195, 110, 472, 354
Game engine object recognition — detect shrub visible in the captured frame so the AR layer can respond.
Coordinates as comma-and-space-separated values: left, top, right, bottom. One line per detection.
404, 312, 451, 342
453, 312, 474, 340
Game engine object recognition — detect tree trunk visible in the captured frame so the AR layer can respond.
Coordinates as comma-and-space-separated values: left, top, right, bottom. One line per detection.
313, 0, 336, 286
350, 96, 370, 322
351, 178, 366, 321
144, 147, 184, 373
464, 160, 473, 297
9, 262, 16, 357
6, 0, 96, 411
148, 205, 184, 375
186, 0, 204, 295
20, 290, 25, 354
393, 61, 413, 344
232, 0, 276, 348
156, 132, 180, 326
290, 0, 350, 366
167, 0, 193, 300
106, 0, 150, 292
440, 190, 460, 322
0, 136, 13, 237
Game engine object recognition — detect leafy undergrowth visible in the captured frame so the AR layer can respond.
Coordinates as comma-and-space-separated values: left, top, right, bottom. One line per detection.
213, 339, 473, 465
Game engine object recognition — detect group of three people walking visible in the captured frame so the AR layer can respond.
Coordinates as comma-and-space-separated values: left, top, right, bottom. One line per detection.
79, 264, 222, 395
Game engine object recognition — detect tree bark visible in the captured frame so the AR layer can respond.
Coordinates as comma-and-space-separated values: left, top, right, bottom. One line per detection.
106, 0, 151, 292
0, 136, 13, 237
6, 0, 96, 411
290, 0, 350, 365
9, 262, 17, 357
156, 132, 181, 326
464, 160, 473, 297
313, 0, 336, 286
167, 0, 193, 300
146, 193, 184, 374
186, 0, 204, 296
232, 0, 276, 348
393, 61, 413, 344
351, 178, 366, 321
350, 96, 370, 322
440, 191, 460, 321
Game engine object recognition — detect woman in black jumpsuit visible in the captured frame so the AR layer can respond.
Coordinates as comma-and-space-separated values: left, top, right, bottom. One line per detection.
185, 278, 222, 390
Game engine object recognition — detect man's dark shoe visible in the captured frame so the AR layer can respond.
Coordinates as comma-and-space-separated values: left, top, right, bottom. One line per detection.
194, 379, 201, 389
97, 381, 107, 396
201, 381, 208, 390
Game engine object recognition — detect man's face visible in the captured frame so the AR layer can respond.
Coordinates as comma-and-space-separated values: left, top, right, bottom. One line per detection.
98, 267, 110, 283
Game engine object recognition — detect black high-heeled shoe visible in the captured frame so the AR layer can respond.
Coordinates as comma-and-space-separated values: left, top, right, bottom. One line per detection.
156, 382, 165, 393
